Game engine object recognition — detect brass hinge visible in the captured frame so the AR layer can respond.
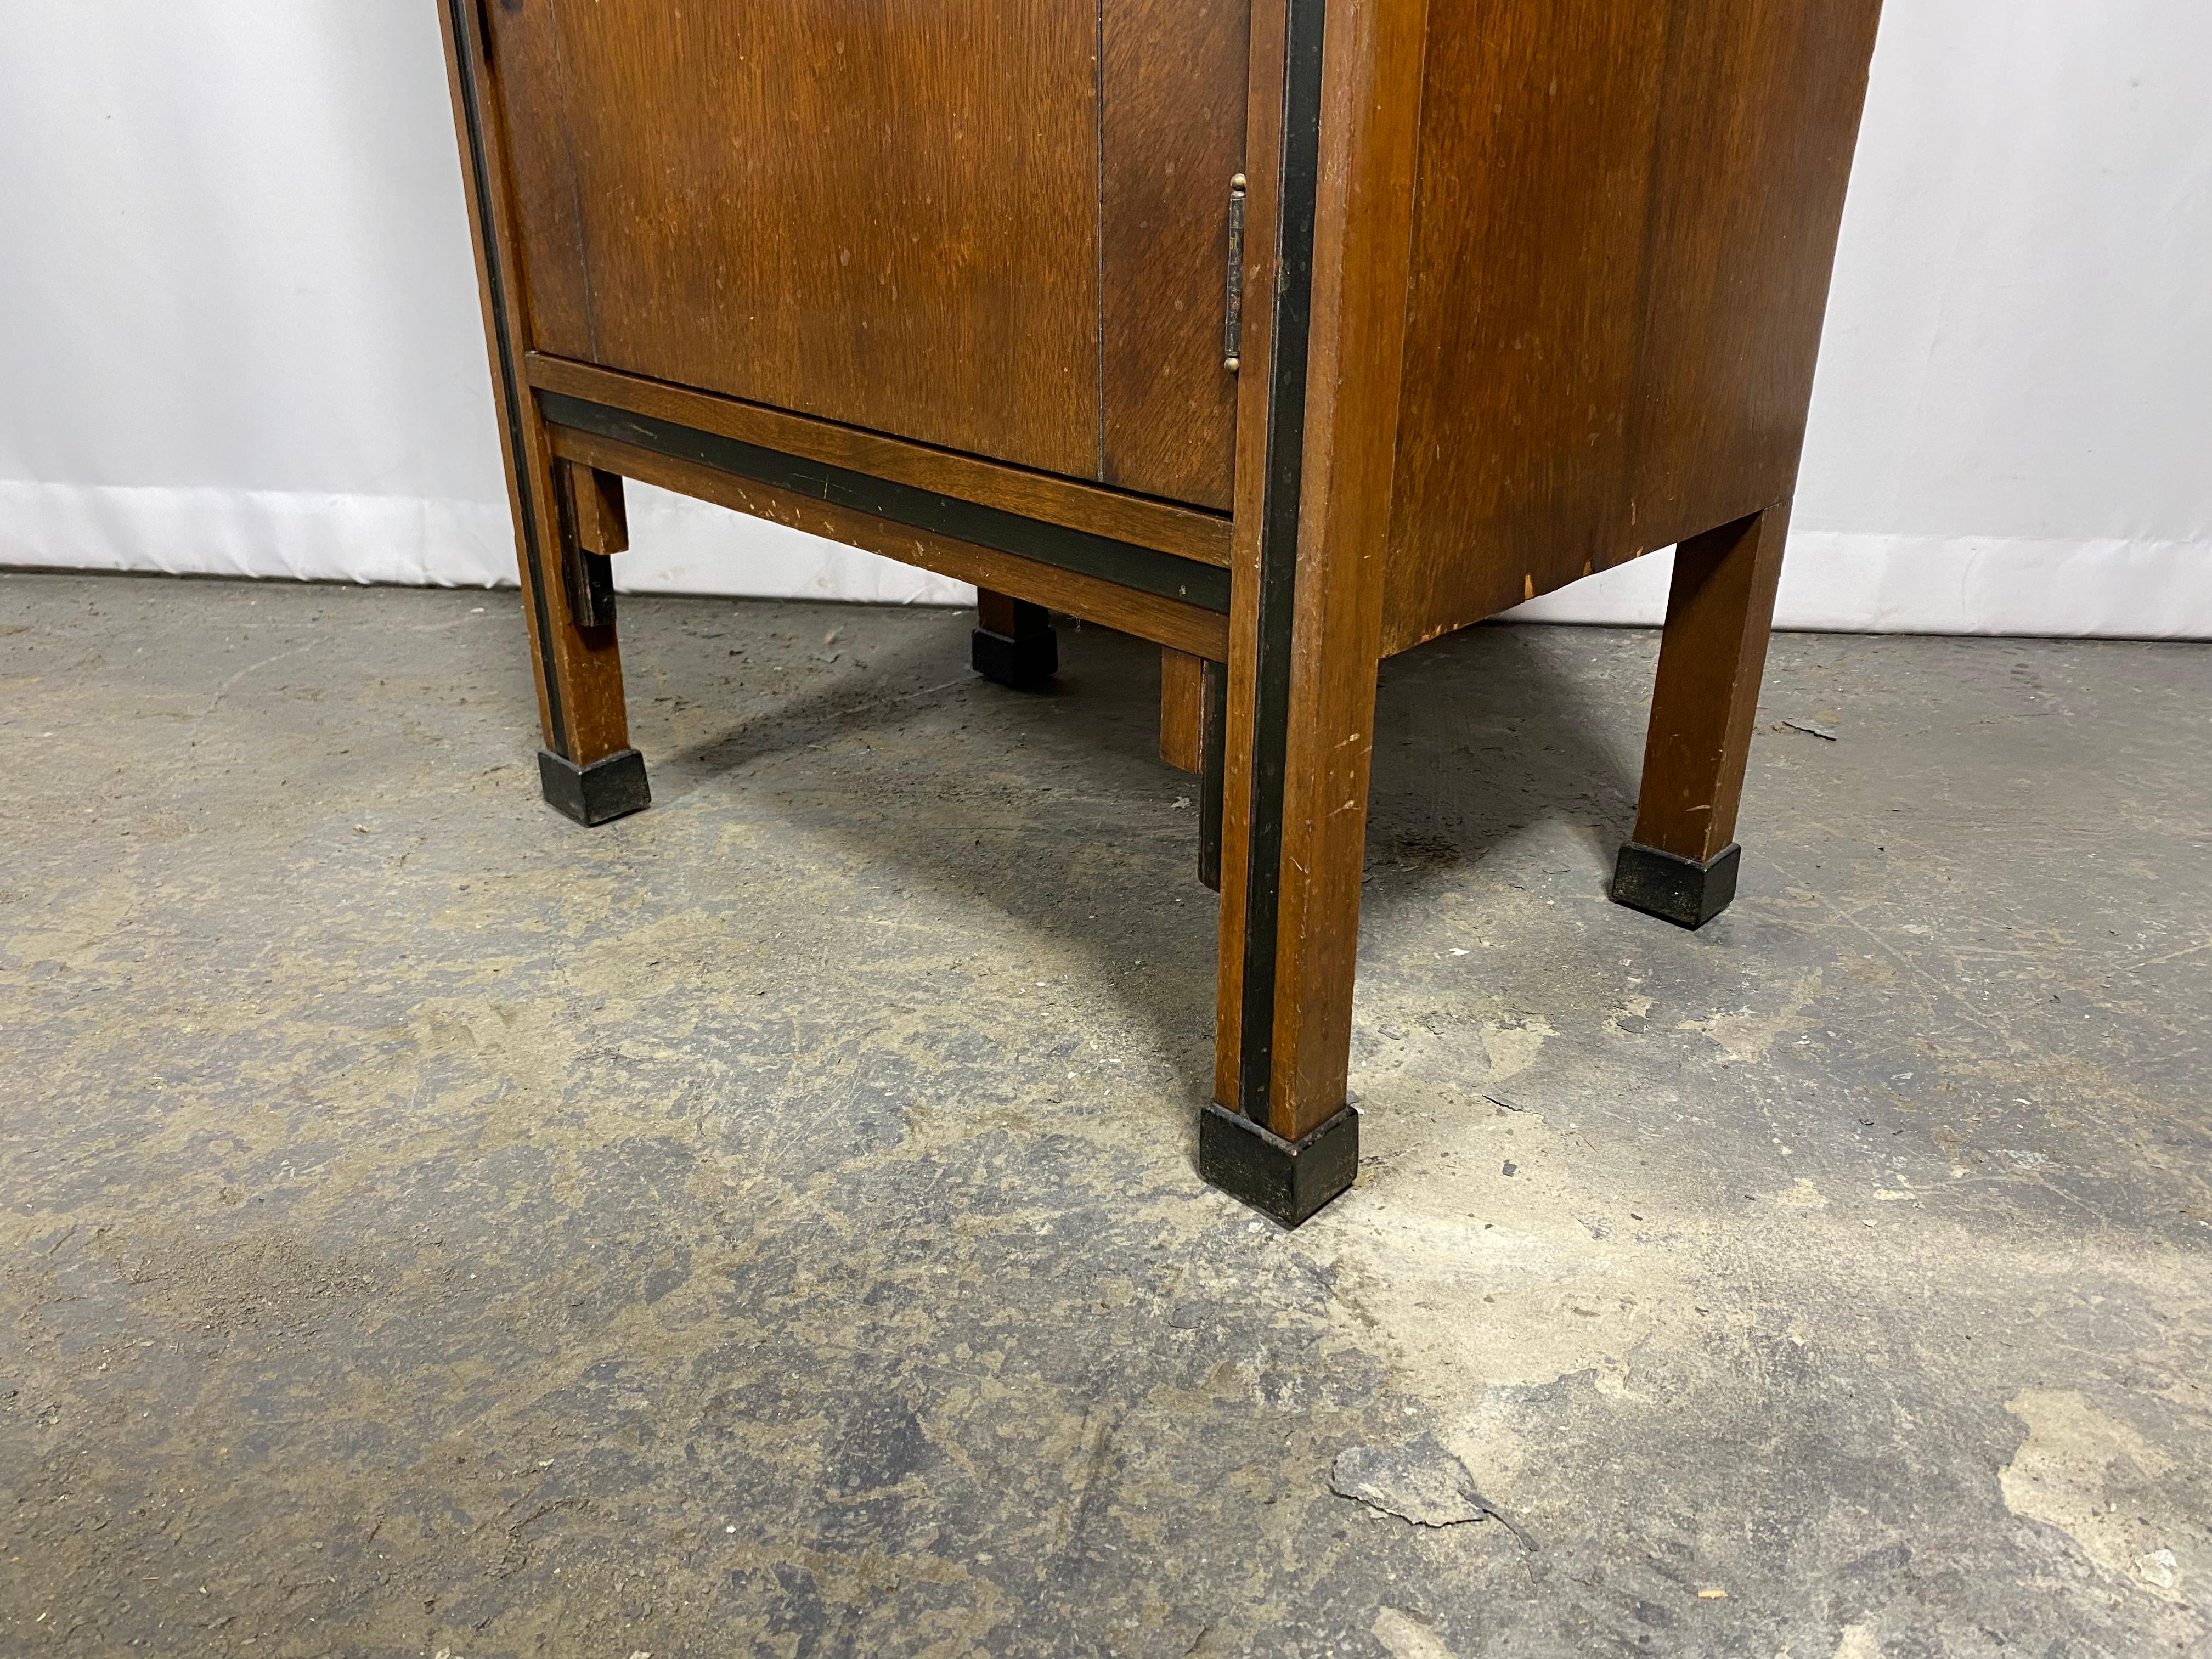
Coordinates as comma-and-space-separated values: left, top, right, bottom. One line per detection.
1223, 173, 1248, 374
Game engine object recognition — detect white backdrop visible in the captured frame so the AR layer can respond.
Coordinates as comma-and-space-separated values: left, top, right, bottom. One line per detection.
2, 1, 2207, 635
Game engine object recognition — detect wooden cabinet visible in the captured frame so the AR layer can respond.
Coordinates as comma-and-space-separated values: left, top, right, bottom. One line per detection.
442, 0, 1885, 1224
484, 0, 1246, 504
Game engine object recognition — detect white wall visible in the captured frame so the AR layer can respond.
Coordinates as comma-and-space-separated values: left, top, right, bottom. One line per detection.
1517, 0, 2212, 635
2, 1, 2207, 635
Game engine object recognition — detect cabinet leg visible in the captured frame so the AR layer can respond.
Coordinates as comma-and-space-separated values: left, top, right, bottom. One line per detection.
554, 460, 627, 632
1160, 648, 1206, 773
1612, 501, 1791, 927
1198, 0, 1423, 1223
1161, 650, 1226, 891
1204, 602, 1376, 1222
524, 453, 647, 827
444, 0, 645, 829
971, 590, 1059, 689
1205, 515, 1389, 1226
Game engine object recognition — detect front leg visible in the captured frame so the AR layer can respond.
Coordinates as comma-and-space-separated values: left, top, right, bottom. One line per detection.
1199, 0, 1425, 1226
524, 453, 648, 827
1612, 501, 1791, 927
1160, 648, 1228, 892
442, 0, 644, 828
1204, 585, 1378, 1224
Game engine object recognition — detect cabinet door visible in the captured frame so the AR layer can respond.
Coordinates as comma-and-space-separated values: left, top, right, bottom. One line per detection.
487, 0, 1245, 508
1102, 0, 1249, 509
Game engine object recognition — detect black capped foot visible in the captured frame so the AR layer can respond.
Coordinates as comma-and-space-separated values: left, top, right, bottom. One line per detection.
538, 747, 651, 827
1610, 840, 1740, 929
1198, 1101, 1359, 1227
971, 625, 1059, 690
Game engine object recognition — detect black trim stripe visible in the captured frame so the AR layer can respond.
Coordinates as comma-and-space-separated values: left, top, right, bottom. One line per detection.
1236, 0, 1329, 1124
538, 392, 1234, 615
1199, 657, 1228, 892
445, 0, 569, 757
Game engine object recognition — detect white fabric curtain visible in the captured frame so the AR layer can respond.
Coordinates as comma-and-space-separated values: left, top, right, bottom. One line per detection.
2, 1, 2207, 634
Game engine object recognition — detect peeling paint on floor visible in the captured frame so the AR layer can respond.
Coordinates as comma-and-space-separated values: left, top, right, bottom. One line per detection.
2000, 1389, 2201, 1606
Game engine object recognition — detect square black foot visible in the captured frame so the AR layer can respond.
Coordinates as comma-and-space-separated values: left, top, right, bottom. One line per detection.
1610, 840, 1741, 929
971, 626, 1059, 690
1199, 1101, 1359, 1227
538, 747, 651, 827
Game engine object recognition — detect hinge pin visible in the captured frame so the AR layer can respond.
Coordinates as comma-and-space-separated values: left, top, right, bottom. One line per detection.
1224, 174, 1248, 373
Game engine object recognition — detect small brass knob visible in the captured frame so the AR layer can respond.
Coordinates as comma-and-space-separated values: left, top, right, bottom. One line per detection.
1231, 173, 1248, 190
1224, 356, 1241, 373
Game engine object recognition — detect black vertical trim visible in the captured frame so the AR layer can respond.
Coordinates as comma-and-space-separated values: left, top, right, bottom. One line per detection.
445, 0, 571, 758
1235, 0, 1329, 1122
1198, 657, 1227, 892
535, 392, 1232, 611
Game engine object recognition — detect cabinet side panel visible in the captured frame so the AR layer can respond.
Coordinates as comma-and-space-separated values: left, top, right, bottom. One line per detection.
1623, 2, 1885, 542
480, 0, 595, 360
1101, 0, 1251, 510
1383, 0, 1882, 652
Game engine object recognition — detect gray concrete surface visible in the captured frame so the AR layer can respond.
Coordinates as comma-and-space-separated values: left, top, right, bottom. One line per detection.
2, 569, 2207, 1658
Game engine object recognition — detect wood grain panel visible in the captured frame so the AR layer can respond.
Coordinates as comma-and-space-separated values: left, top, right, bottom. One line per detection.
1380, 0, 1883, 654
546, 426, 1232, 663
526, 353, 1232, 567
1160, 647, 1207, 772
506, 0, 1101, 479
1631, 502, 1791, 863
478, 0, 594, 361
1101, 0, 1251, 509
443, 0, 632, 766
1255, 0, 1429, 1141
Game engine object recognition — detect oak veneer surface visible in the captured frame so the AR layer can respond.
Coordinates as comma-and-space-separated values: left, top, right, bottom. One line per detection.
447, 0, 1888, 1222
1159, 647, 1208, 771
525, 353, 1234, 569
1223, 0, 1430, 1136
1102, 0, 1250, 509
484, 0, 1245, 505
546, 425, 1233, 663
1380, 0, 1883, 654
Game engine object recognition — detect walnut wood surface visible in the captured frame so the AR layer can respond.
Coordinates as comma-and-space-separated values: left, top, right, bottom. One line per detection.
1207, 0, 1291, 1117
449, 0, 1887, 1180
477, 0, 592, 363
566, 466, 628, 557
1102, 0, 1250, 509
483, 0, 1246, 505
1379, 0, 1883, 656
546, 426, 1231, 664
441, 0, 631, 768
485, 0, 1100, 479
1159, 648, 1206, 774
526, 355, 1232, 569
976, 590, 1037, 644
1215, 0, 1431, 1141
1632, 501, 1792, 863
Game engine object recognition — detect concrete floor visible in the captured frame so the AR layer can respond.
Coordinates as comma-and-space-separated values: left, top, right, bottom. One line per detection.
2, 569, 2207, 1658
